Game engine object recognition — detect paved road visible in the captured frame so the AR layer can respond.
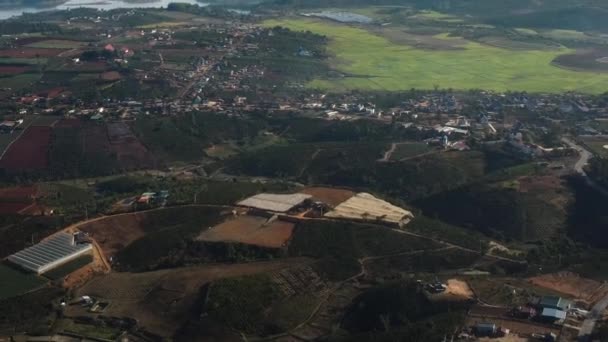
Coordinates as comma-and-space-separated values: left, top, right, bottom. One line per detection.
579, 293, 608, 341
562, 137, 608, 197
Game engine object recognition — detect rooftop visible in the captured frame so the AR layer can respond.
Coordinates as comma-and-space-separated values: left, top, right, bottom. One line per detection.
541, 308, 567, 320
237, 193, 312, 213
7, 231, 92, 274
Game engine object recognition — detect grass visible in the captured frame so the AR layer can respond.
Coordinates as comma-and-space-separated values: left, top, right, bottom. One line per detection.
1, 73, 40, 89
138, 22, 188, 29
0, 57, 46, 65
0, 263, 48, 300
262, 18, 608, 93
390, 142, 432, 160
580, 137, 608, 158
57, 319, 121, 340
26, 40, 84, 49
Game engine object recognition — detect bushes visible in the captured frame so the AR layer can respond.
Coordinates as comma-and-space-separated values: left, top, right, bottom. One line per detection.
288, 220, 440, 280
206, 274, 280, 334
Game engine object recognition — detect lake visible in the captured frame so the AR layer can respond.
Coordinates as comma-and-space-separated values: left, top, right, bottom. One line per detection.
0, 0, 208, 20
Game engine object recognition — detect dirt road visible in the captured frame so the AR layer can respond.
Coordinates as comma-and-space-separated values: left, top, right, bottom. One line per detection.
562, 137, 608, 197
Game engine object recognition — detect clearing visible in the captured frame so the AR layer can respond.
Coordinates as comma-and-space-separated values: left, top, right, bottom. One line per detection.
262, 18, 608, 93
77, 213, 148, 259
70, 259, 309, 337
430, 279, 474, 301
196, 215, 295, 248
528, 272, 608, 306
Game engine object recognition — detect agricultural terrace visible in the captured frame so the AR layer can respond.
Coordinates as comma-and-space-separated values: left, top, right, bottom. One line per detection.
262, 18, 608, 93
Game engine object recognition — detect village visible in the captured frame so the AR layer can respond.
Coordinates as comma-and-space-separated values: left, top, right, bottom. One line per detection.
3, 4, 608, 342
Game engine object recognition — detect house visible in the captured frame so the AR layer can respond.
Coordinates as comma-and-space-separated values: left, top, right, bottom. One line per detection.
104, 44, 115, 53
138, 192, 157, 204
539, 296, 571, 311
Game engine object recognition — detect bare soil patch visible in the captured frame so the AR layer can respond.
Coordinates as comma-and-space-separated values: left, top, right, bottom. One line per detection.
431, 279, 474, 301
528, 272, 608, 306
0, 65, 29, 75
72, 259, 309, 337
78, 213, 148, 259
300, 187, 355, 207
553, 48, 608, 72
517, 175, 563, 193
197, 215, 295, 248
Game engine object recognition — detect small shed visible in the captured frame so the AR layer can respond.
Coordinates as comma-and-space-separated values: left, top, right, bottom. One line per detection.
539, 296, 571, 311
474, 322, 497, 336
541, 308, 567, 322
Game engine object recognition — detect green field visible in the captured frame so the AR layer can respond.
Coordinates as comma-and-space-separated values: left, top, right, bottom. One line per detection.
263, 18, 608, 93
26, 39, 84, 49
0, 264, 48, 300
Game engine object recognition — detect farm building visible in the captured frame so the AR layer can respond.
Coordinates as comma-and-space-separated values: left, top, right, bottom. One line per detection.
540, 308, 567, 323
324, 193, 414, 226
7, 232, 92, 274
237, 193, 312, 213
539, 296, 571, 311
474, 322, 497, 336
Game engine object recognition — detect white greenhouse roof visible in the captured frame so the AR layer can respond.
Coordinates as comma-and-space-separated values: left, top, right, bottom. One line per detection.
8, 231, 92, 274
237, 193, 312, 213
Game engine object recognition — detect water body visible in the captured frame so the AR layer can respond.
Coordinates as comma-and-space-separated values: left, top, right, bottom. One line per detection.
304, 11, 373, 24
0, 0, 207, 20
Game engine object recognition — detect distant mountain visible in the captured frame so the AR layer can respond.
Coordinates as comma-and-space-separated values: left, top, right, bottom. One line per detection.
0, 0, 66, 8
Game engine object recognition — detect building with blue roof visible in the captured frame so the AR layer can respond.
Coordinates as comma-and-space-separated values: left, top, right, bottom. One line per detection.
540, 308, 567, 323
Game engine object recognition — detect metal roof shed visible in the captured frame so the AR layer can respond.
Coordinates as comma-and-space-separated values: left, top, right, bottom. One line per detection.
541, 308, 567, 320
539, 296, 571, 310
7, 232, 92, 274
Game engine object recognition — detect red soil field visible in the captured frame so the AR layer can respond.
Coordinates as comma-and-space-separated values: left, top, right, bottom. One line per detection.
107, 122, 154, 169
0, 48, 65, 58
0, 185, 38, 200
197, 215, 295, 248
300, 187, 355, 207
0, 126, 52, 171
0, 202, 33, 214
0, 65, 29, 75
78, 213, 148, 258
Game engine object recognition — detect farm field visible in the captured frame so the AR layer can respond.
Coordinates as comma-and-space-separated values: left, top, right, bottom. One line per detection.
25, 39, 85, 49
528, 272, 608, 306
196, 215, 295, 248
0, 263, 48, 300
580, 136, 608, 157
0, 126, 52, 171
0, 48, 65, 58
262, 18, 608, 93
71, 259, 309, 337
78, 214, 147, 259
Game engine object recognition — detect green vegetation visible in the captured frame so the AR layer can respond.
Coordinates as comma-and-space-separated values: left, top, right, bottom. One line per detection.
342, 281, 468, 337
288, 220, 441, 280
390, 142, 432, 160
262, 18, 608, 93
0, 263, 48, 300
0, 287, 64, 335
58, 319, 121, 340
26, 39, 83, 49
206, 274, 281, 335
42, 254, 93, 280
